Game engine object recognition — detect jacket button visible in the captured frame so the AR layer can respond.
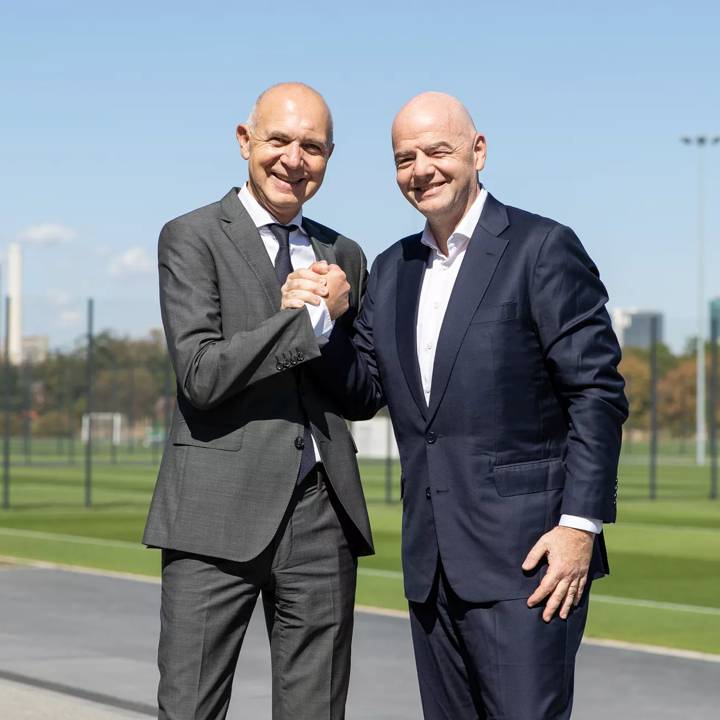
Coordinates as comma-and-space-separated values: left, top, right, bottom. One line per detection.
425, 487, 432, 499
295, 436, 305, 450
426, 431, 436, 444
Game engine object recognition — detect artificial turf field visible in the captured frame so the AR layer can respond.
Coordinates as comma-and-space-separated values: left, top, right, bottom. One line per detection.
0, 446, 718, 655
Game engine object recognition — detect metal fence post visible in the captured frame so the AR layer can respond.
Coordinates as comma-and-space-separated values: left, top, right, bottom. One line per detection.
110, 358, 118, 465
128, 363, 135, 454
2, 297, 10, 509
65, 361, 75, 465
649, 316, 658, 500
85, 298, 94, 507
710, 315, 718, 500
23, 360, 31, 465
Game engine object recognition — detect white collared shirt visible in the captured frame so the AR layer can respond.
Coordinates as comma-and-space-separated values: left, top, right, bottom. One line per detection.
415, 186, 601, 534
237, 184, 334, 338
238, 184, 332, 463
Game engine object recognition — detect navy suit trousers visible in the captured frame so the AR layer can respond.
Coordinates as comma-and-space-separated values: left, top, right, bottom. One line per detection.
409, 563, 590, 720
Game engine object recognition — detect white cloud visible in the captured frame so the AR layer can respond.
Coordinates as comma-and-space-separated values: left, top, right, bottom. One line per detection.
59, 310, 82, 327
47, 290, 72, 307
18, 223, 77, 245
108, 246, 154, 277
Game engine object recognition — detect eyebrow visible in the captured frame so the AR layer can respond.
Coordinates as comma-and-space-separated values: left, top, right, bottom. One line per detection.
266, 131, 327, 147
394, 141, 454, 162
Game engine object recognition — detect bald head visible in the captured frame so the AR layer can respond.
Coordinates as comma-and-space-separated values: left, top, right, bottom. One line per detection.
391, 92, 486, 247
248, 82, 334, 145
392, 92, 476, 149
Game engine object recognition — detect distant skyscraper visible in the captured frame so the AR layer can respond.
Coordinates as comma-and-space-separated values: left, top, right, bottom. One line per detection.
611, 308, 664, 349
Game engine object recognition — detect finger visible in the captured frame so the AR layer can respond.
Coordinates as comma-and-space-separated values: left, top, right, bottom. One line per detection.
283, 279, 329, 296
289, 267, 328, 282
543, 579, 571, 622
560, 584, 579, 620
283, 290, 321, 306
574, 576, 588, 607
281, 299, 305, 310
310, 261, 330, 274
527, 573, 558, 607
521, 538, 547, 572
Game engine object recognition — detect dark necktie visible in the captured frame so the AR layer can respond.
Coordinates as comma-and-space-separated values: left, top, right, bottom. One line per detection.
267, 223, 316, 481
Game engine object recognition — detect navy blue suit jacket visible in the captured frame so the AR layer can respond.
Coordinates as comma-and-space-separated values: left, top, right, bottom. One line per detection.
322, 192, 628, 604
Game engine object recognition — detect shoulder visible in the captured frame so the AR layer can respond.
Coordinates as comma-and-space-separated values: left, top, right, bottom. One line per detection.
498, 200, 584, 262
161, 198, 224, 238
303, 217, 365, 262
503, 203, 566, 241
370, 232, 424, 272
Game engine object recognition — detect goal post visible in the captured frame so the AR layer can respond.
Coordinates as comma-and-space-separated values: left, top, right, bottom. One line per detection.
81, 412, 124, 446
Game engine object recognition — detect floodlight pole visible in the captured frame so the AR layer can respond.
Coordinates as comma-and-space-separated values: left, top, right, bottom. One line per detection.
85, 298, 94, 507
681, 136, 719, 465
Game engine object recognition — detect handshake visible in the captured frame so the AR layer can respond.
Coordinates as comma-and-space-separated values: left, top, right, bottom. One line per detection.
280, 261, 351, 321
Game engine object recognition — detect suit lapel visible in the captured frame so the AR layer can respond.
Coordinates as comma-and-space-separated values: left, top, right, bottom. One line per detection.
426, 194, 510, 424
396, 236, 430, 419
219, 188, 280, 312
302, 218, 337, 267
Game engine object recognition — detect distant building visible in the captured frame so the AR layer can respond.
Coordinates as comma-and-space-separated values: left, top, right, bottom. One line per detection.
611, 308, 663, 349
22, 335, 49, 364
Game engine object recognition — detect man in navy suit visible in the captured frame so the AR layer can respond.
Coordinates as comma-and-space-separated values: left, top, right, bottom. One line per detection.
282, 92, 628, 719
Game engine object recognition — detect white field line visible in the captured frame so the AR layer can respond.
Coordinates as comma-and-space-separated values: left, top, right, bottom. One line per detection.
2, 555, 720, 663
614, 522, 720, 534
581, 637, 720, 663
2, 528, 720, 617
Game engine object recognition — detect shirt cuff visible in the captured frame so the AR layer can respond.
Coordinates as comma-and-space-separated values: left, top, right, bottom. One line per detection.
305, 300, 335, 339
559, 514, 603, 534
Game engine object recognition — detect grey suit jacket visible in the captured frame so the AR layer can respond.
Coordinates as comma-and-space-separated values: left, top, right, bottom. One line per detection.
143, 188, 374, 561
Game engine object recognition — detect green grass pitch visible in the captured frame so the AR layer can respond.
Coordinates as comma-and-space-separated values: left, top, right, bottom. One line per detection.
0, 447, 718, 655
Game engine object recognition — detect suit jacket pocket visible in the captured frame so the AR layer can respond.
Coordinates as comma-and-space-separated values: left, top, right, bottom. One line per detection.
470, 301, 518, 324
172, 421, 245, 451
492, 457, 565, 496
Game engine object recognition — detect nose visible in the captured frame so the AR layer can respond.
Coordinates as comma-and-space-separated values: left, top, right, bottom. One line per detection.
283, 141, 303, 170
412, 152, 433, 183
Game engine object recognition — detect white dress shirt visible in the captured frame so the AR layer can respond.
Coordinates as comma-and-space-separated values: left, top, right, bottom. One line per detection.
238, 184, 334, 338
415, 186, 602, 534
238, 184, 332, 462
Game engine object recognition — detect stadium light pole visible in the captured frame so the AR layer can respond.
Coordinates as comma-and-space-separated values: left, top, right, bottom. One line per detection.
681, 135, 720, 465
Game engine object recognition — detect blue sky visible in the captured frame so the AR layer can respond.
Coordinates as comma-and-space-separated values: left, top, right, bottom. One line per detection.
1, 0, 718, 352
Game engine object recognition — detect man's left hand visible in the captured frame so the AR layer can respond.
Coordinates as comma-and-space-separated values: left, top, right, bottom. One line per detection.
522, 526, 594, 622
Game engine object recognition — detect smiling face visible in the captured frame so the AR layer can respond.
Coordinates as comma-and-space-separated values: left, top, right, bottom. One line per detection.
236, 84, 334, 223
392, 93, 486, 241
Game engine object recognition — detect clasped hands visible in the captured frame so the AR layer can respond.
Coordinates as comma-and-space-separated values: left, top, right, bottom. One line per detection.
281, 261, 350, 321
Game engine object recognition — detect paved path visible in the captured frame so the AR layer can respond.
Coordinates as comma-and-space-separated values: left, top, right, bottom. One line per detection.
0, 563, 717, 719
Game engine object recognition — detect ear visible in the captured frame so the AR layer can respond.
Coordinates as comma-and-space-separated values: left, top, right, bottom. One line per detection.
326, 142, 335, 160
236, 124, 251, 160
473, 133, 487, 172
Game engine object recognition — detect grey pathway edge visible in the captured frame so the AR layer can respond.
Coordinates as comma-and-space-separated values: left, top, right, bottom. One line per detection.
1, 565, 718, 719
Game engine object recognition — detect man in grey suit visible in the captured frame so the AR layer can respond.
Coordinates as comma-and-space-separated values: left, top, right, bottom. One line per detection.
143, 82, 373, 720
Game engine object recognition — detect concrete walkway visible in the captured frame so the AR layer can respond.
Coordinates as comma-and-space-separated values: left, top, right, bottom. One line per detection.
0, 562, 717, 719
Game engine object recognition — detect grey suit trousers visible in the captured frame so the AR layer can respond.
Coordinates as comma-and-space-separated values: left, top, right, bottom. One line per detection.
157, 470, 357, 720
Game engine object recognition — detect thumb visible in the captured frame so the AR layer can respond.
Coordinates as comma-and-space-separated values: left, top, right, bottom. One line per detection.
311, 260, 329, 274
522, 537, 547, 571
